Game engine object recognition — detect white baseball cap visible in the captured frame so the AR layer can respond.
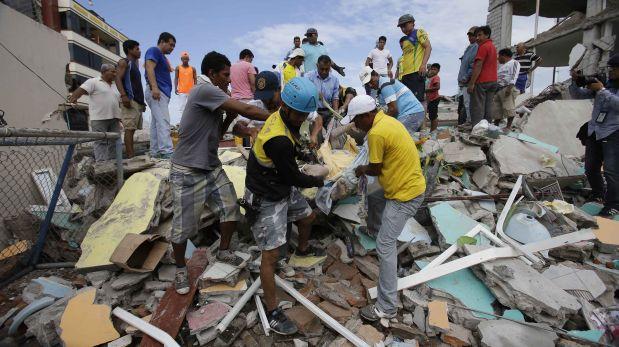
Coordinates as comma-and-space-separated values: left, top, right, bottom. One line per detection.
359, 66, 374, 85
340, 95, 377, 125
288, 48, 305, 59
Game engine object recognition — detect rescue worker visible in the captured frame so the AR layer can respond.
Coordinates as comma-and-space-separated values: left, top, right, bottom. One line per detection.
244, 77, 325, 335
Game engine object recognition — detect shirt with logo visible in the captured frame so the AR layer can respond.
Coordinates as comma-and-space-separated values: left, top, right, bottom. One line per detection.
400, 28, 429, 76
368, 111, 426, 201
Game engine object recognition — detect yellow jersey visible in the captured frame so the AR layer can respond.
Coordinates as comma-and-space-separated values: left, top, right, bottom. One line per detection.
400, 28, 429, 76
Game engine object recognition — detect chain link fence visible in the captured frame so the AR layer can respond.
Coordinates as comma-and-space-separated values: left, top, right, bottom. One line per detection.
0, 127, 123, 283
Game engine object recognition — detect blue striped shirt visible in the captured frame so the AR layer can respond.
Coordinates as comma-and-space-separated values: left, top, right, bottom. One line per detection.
377, 77, 424, 117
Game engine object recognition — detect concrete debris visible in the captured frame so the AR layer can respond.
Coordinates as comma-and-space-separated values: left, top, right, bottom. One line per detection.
286, 305, 324, 336
86, 270, 113, 287
477, 319, 558, 347
442, 141, 487, 168
110, 272, 150, 291
107, 334, 132, 347
472, 165, 499, 195
542, 263, 606, 300
22, 277, 73, 303
187, 302, 231, 334
465, 245, 581, 327
357, 324, 384, 344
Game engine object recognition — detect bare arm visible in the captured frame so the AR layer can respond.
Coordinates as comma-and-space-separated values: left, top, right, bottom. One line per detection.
193, 67, 197, 85
387, 56, 393, 75
248, 73, 256, 94
310, 115, 323, 148
68, 87, 88, 104
365, 57, 372, 67
174, 66, 179, 95
220, 99, 270, 121
530, 57, 543, 72
145, 60, 160, 99
386, 101, 398, 117
355, 162, 383, 177
115, 59, 131, 108
419, 40, 432, 75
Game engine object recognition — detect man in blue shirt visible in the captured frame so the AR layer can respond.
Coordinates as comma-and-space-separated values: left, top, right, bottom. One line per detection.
457, 26, 478, 125
305, 55, 340, 147
359, 66, 425, 135
301, 28, 345, 76
145, 32, 176, 159
570, 55, 619, 219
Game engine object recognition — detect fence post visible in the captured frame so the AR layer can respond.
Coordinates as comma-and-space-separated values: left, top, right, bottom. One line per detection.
115, 136, 124, 190
29, 144, 75, 266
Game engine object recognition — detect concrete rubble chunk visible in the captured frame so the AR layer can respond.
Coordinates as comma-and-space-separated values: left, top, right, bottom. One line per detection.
353, 256, 379, 281
316, 284, 351, 310
285, 306, 323, 336
107, 334, 132, 347
542, 264, 606, 300
413, 305, 426, 331
187, 302, 231, 335
317, 301, 352, 324
441, 323, 474, 347
22, 277, 73, 304
429, 202, 485, 247
157, 264, 176, 282
478, 319, 558, 347
213, 315, 246, 347
357, 324, 384, 345
326, 261, 359, 280
464, 245, 581, 327
143, 280, 171, 292
24, 295, 72, 347
442, 141, 487, 168
86, 270, 112, 288
110, 272, 150, 291
200, 262, 241, 286
472, 165, 500, 195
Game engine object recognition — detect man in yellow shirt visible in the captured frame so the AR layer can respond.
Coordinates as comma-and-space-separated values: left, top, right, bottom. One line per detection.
341, 94, 426, 322
281, 48, 305, 87
397, 13, 432, 102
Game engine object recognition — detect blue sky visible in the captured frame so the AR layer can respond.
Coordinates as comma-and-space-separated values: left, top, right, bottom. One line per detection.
83, 0, 568, 125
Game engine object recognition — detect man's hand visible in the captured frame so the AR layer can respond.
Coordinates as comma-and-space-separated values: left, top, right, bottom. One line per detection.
570, 69, 580, 80
121, 95, 131, 108
175, 89, 179, 95
309, 134, 318, 149
151, 88, 161, 100
419, 65, 427, 77
589, 80, 604, 92
354, 165, 366, 178
467, 84, 475, 94
249, 127, 259, 141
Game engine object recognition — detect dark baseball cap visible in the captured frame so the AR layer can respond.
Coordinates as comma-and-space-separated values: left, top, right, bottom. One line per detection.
608, 54, 619, 67
305, 28, 318, 36
254, 71, 280, 100
397, 14, 415, 27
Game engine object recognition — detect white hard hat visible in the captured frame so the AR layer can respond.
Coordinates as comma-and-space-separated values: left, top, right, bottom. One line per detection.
341, 95, 377, 125
359, 66, 374, 85
288, 48, 305, 59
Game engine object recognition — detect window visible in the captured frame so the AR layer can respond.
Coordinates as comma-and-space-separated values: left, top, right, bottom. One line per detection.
68, 43, 114, 71
60, 11, 121, 55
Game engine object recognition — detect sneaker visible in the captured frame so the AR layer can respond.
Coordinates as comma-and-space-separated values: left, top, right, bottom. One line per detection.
294, 244, 326, 258
599, 207, 619, 219
159, 153, 173, 160
216, 249, 246, 268
174, 267, 190, 295
360, 304, 396, 322
268, 308, 298, 335
277, 259, 295, 277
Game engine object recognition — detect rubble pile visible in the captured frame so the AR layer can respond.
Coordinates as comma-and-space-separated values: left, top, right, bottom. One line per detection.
1, 99, 618, 347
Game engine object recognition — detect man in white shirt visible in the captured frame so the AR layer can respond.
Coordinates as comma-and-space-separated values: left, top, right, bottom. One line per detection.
366, 36, 393, 78
68, 63, 122, 161
493, 48, 520, 130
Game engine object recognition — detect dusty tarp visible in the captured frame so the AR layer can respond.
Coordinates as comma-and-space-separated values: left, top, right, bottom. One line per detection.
75, 172, 164, 270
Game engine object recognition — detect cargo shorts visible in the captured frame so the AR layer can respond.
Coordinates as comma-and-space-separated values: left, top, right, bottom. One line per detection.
244, 187, 312, 251
120, 100, 145, 130
170, 164, 241, 244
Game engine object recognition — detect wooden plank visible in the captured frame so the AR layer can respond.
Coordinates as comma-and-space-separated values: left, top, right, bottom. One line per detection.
140, 249, 208, 347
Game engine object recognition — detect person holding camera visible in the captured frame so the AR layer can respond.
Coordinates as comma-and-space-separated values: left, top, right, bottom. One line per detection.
570, 54, 619, 219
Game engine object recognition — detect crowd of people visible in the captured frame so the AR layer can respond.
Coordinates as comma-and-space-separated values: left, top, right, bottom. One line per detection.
66, 11, 619, 335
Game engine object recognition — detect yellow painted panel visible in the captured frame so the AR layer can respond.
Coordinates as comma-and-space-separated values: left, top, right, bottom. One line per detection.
223, 165, 246, 199
75, 172, 163, 270
60, 288, 119, 346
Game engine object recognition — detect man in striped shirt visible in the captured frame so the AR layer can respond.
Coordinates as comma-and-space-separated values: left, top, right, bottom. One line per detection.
515, 43, 542, 94
493, 49, 520, 130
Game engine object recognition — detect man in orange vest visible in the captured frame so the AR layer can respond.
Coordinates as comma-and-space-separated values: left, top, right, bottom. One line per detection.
174, 51, 197, 117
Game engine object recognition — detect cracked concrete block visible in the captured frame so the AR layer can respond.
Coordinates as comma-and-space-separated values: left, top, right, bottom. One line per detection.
157, 264, 176, 282
542, 264, 606, 300
85, 270, 112, 288
464, 245, 581, 327
110, 272, 150, 291
478, 319, 558, 347
442, 142, 487, 168
472, 165, 500, 195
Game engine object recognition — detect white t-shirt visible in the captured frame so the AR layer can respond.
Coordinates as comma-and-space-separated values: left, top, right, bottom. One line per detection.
79, 77, 121, 121
367, 48, 392, 75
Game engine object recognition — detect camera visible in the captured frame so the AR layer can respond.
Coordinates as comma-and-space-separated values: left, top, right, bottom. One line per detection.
574, 72, 607, 87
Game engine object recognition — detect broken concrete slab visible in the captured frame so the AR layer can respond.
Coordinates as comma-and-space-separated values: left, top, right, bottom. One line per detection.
416, 260, 495, 319
472, 165, 499, 195
489, 135, 581, 177
429, 202, 487, 246
398, 217, 432, 244
353, 256, 379, 281
76, 172, 166, 270
326, 261, 359, 281
542, 264, 606, 300
24, 295, 72, 347
442, 141, 487, 168
110, 272, 150, 291
357, 324, 384, 345
187, 302, 231, 335
107, 335, 132, 347
441, 323, 474, 347
521, 100, 592, 157
285, 306, 323, 336
86, 270, 112, 288
157, 264, 176, 282
8, 296, 55, 336
316, 285, 351, 310
477, 319, 558, 347
22, 277, 73, 303
464, 245, 581, 327
59, 288, 119, 346
413, 305, 426, 331
199, 262, 241, 286
200, 279, 248, 298
317, 301, 352, 324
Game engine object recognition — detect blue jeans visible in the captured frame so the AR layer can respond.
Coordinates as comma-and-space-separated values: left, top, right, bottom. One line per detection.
399, 111, 425, 136
585, 130, 619, 209
516, 74, 527, 94
145, 88, 173, 156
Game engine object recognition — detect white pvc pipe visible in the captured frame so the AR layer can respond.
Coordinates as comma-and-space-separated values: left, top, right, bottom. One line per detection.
254, 294, 270, 336
112, 307, 179, 347
216, 278, 261, 333
275, 276, 370, 347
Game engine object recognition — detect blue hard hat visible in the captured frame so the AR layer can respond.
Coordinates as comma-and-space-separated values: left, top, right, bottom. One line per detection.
281, 77, 319, 113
